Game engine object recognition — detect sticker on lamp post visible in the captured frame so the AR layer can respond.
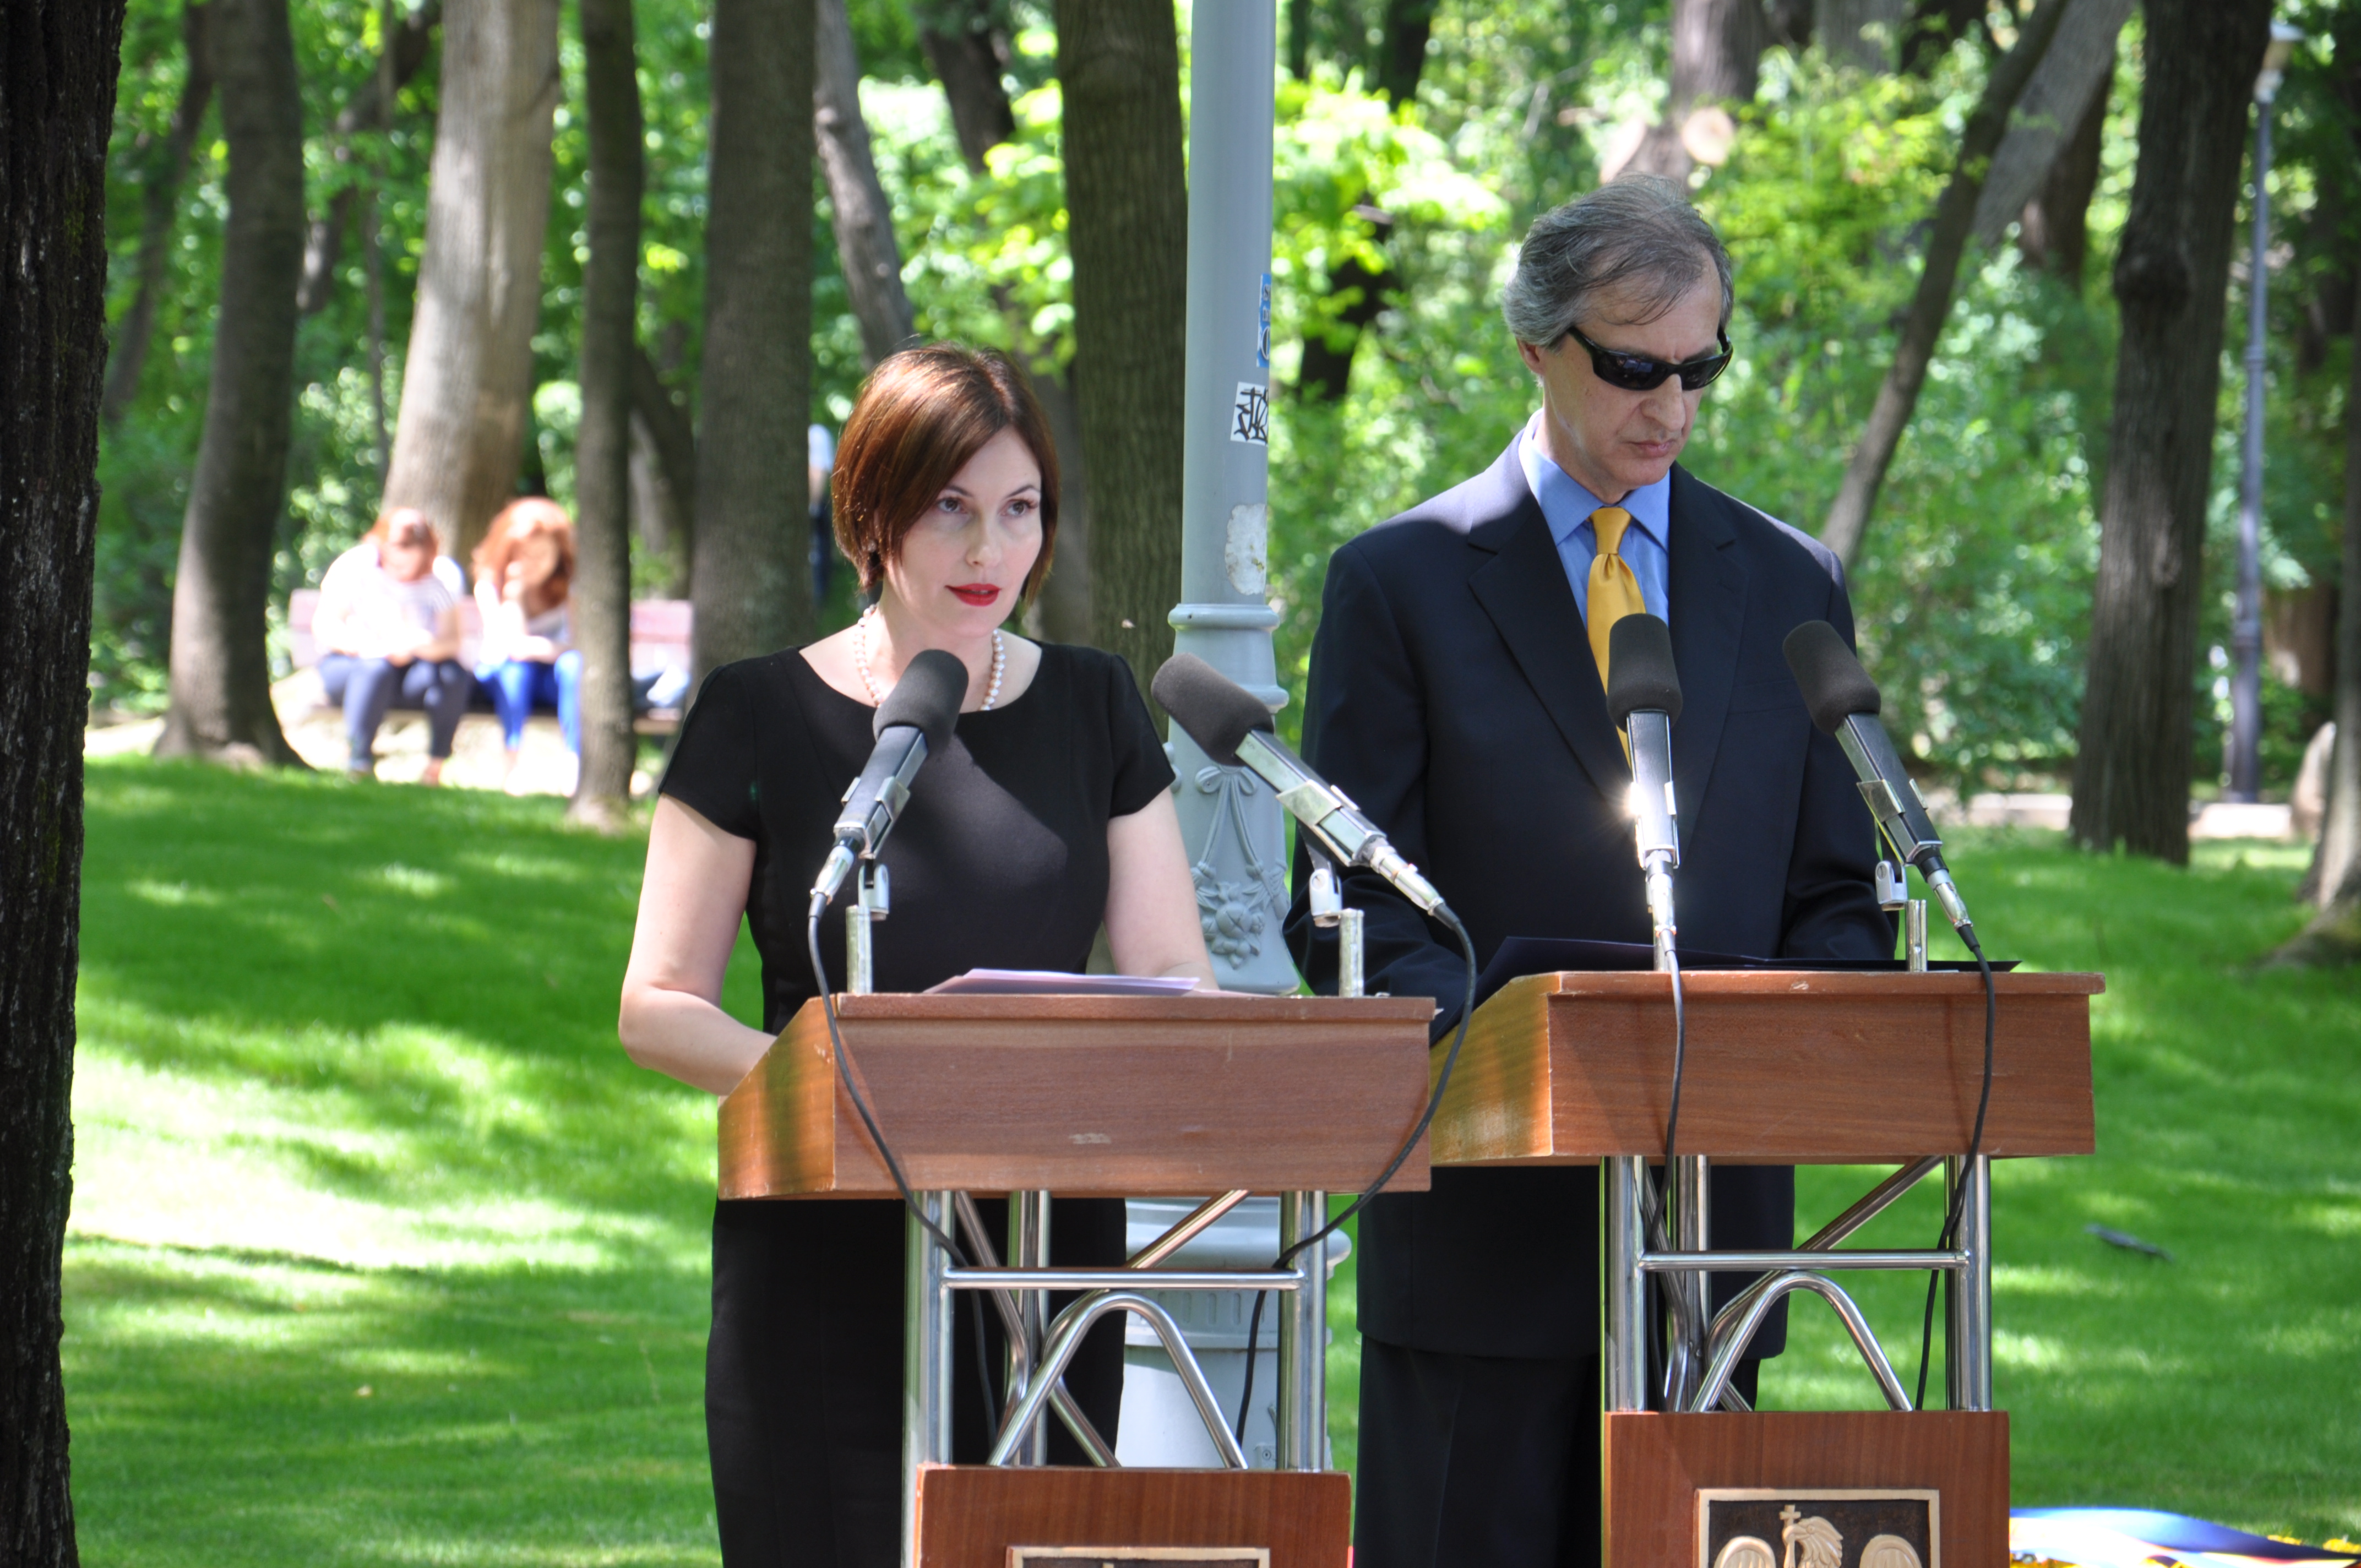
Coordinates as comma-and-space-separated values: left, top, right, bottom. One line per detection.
1231, 382, 1270, 447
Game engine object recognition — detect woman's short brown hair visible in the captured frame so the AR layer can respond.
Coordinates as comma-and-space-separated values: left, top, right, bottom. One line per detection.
367, 506, 441, 554
832, 344, 1060, 598
472, 497, 577, 613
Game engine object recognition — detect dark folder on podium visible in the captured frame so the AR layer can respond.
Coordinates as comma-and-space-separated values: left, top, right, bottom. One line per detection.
1468, 935, 2015, 1012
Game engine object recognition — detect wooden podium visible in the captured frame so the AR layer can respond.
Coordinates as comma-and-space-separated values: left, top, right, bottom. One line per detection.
1430, 968, 2102, 1568
719, 990, 1435, 1568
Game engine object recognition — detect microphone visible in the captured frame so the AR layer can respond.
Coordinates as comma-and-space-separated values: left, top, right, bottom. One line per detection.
1151, 653, 1447, 916
1606, 615, 1682, 959
808, 647, 969, 908
1782, 620, 1975, 943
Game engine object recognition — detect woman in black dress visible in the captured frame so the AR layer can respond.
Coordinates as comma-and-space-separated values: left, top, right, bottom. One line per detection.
618, 344, 1216, 1567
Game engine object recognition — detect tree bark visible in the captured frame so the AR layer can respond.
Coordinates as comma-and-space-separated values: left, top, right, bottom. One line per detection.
155, 0, 307, 765
630, 343, 694, 596
1295, 0, 1434, 404
1764, 0, 1813, 48
1821, 0, 1907, 71
1968, 0, 2131, 259
1815, 0, 2069, 568
295, 0, 441, 317
1287, 0, 1312, 80
1056, 0, 1187, 699
1629, 0, 1767, 182
2, 7, 122, 1560
918, 0, 1013, 174
382, 0, 560, 559
694, 0, 815, 678
101, 0, 213, 427
2068, 0, 2272, 863
2017, 51, 2110, 285
568, 0, 641, 827
817, 0, 916, 368
1029, 367, 1094, 645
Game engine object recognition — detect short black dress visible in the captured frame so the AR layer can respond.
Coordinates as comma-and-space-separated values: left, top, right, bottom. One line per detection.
659, 643, 1177, 1568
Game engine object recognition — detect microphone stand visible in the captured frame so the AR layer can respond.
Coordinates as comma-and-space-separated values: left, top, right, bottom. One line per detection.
847, 861, 889, 995
1306, 850, 1366, 998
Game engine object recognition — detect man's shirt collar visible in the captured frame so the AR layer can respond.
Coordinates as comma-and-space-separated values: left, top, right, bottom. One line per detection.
1517, 412, 1672, 552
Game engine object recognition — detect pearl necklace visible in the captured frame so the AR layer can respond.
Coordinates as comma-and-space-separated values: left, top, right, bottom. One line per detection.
856, 605, 1004, 711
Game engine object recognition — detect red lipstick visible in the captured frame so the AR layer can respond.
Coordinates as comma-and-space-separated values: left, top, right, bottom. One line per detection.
950, 584, 1001, 607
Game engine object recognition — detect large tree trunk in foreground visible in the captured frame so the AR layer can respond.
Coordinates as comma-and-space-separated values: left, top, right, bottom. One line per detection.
817, 0, 916, 367
1629, 0, 1767, 182
2069, 0, 2272, 863
1816, 0, 2069, 568
101, 0, 212, 427
1057, 0, 1187, 700
2, 0, 124, 1558
382, 0, 559, 558
694, 0, 815, 678
570, 0, 641, 827
295, 0, 440, 316
155, 0, 306, 765
1969, 0, 2131, 260
918, 0, 1013, 174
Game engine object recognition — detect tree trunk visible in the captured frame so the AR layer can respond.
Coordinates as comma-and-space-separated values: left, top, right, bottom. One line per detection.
2017, 52, 2110, 285
2, 8, 122, 1561
1900, 0, 1982, 76
1629, 0, 1767, 182
918, 0, 1013, 174
817, 0, 915, 368
568, 0, 641, 827
630, 344, 694, 596
694, 0, 815, 678
1295, 0, 1434, 404
295, 0, 440, 316
1816, 0, 2069, 568
1821, 0, 1907, 70
1030, 367, 1094, 645
101, 0, 213, 427
1969, 0, 2130, 260
155, 0, 307, 765
2068, 0, 2272, 863
1056, 0, 1187, 699
1764, 0, 1813, 48
1287, 0, 1312, 80
382, 0, 560, 559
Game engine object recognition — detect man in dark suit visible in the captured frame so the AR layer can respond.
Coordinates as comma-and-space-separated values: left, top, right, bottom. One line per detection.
1288, 176, 1892, 1567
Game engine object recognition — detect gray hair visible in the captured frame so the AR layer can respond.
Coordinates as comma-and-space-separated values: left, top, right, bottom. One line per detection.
1501, 174, 1734, 346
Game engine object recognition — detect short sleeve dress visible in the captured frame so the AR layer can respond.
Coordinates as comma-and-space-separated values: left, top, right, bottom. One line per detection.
659, 641, 1176, 1568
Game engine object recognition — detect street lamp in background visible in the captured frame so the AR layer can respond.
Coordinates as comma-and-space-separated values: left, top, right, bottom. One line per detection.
2229, 20, 2304, 803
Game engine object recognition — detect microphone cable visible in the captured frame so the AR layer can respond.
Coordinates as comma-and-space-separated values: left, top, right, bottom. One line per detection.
1913, 929, 1996, 1411
804, 895, 1003, 1427
1235, 902, 1481, 1446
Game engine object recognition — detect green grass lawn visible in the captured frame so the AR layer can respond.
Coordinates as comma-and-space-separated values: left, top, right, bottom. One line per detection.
63, 759, 2361, 1562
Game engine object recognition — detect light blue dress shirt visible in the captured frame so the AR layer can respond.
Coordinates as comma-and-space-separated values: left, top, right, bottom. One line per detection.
1516, 417, 1673, 629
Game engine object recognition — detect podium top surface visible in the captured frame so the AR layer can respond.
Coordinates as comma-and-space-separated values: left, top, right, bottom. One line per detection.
718, 990, 1437, 1199
1430, 967, 2103, 1165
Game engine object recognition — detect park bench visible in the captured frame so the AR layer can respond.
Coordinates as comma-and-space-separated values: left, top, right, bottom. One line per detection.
284, 589, 694, 733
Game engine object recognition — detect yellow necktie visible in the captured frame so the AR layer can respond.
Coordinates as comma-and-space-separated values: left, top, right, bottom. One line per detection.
1586, 505, 1647, 696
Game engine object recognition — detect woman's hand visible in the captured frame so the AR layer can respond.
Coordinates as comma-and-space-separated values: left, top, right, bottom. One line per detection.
619, 797, 775, 1095
1103, 788, 1219, 989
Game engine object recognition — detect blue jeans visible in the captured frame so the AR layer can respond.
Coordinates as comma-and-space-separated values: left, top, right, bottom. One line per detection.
485, 651, 581, 753
317, 654, 471, 768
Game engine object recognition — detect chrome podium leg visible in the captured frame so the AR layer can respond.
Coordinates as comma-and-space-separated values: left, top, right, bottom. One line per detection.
1670, 1153, 1710, 1409
1945, 1155, 1992, 1411
1008, 1191, 1050, 1465
1278, 1191, 1328, 1469
902, 1191, 953, 1568
1603, 1156, 1649, 1411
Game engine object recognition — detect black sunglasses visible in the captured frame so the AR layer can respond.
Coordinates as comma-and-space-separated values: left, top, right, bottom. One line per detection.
1561, 322, 1734, 392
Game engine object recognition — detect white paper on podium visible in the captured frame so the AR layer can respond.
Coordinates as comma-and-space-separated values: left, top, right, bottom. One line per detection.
922, 970, 1203, 998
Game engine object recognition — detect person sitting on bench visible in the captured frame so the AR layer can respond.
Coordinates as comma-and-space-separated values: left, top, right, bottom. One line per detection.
472, 497, 583, 794
313, 508, 469, 784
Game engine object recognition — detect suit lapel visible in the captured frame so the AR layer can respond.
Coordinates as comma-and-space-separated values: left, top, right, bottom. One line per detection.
1465, 468, 1629, 802
1664, 466, 1749, 826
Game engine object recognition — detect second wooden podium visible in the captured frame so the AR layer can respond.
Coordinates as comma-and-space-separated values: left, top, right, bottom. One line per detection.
719, 990, 1435, 1568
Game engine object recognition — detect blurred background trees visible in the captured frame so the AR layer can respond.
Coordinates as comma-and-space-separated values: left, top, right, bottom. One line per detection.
89, 0, 2361, 857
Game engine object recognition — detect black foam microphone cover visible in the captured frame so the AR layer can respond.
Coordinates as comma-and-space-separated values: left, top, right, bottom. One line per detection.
1782, 620, 1883, 737
1151, 653, 1274, 769
1605, 614, 1682, 727
874, 647, 969, 751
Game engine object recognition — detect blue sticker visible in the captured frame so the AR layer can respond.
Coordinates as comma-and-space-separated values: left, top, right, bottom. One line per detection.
1256, 274, 1272, 369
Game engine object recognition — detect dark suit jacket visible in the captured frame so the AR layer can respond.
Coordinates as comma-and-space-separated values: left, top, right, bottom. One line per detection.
1288, 444, 1892, 1361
